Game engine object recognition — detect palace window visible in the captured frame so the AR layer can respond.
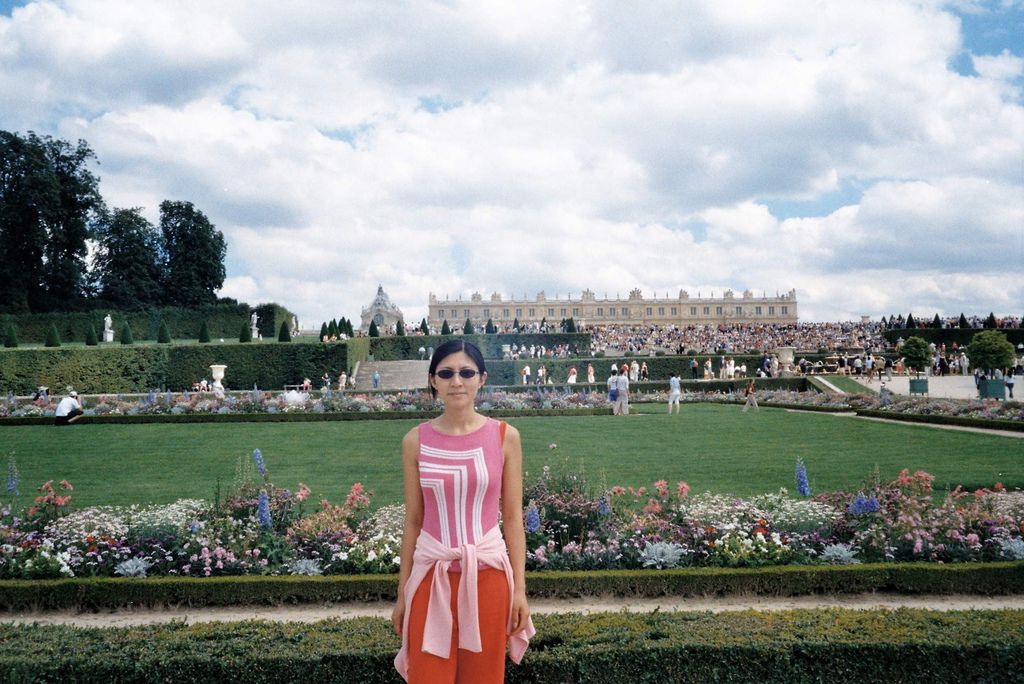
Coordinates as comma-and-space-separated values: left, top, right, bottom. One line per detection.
515, 308, 522, 318
755, 306, 762, 315
671, 307, 677, 315
597, 307, 604, 316
529, 309, 535, 317
572, 308, 579, 316
503, 308, 509, 318
690, 307, 697, 316
769, 306, 775, 315
483, 309, 490, 318
621, 307, 628, 316
716, 306, 723, 315
702, 307, 709, 315
782, 306, 788, 314
549, 308, 554, 317
560, 308, 566, 317
658, 307, 665, 316
646, 307, 653, 316
736, 306, 742, 315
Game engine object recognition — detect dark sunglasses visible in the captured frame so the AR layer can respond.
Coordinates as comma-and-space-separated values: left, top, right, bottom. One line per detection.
435, 368, 481, 380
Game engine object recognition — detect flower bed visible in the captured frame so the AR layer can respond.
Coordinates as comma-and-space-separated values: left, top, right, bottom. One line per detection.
0, 388, 612, 425
3, 610, 1024, 683
3, 452, 1022, 584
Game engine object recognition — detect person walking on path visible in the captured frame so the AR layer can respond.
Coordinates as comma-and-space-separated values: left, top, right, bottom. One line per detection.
393, 340, 534, 682
742, 380, 759, 413
372, 370, 381, 389
1007, 368, 1016, 399
54, 390, 83, 425
667, 373, 681, 414
608, 368, 621, 415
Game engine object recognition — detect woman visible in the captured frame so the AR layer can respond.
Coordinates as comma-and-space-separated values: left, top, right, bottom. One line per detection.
393, 340, 534, 682
567, 367, 577, 384
640, 361, 649, 381
742, 379, 759, 413
586, 363, 595, 384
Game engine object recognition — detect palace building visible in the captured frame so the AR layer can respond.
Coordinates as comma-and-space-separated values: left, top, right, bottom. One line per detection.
427, 288, 798, 328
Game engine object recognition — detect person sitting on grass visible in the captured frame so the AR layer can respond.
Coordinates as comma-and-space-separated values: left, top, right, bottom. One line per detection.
54, 390, 83, 426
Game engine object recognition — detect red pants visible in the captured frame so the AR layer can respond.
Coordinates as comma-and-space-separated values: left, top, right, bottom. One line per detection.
406, 567, 510, 684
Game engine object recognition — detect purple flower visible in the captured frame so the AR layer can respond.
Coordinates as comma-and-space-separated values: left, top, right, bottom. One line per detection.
253, 448, 267, 479
525, 505, 541, 533
5, 457, 18, 496
257, 491, 272, 529
848, 493, 881, 516
597, 497, 611, 516
795, 459, 811, 497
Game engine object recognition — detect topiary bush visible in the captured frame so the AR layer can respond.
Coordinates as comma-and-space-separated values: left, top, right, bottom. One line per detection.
239, 322, 252, 343
368, 320, 379, 338
278, 321, 291, 343
44, 325, 61, 348
4, 325, 18, 348
968, 330, 1015, 373
198, 320, 211, 344
84, 324, 98, 346
900, 336, 930, 377
120, 323, 134, 345
157, 321, 171, 344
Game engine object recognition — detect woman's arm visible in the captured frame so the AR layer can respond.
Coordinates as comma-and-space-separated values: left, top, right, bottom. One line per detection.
392, 427, 424, 635
501, 424, 531, 634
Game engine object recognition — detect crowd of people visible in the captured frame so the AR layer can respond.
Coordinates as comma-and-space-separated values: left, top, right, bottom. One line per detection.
585, 321, 889, 355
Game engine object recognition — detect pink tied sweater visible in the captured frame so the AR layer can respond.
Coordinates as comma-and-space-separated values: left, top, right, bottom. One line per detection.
394, 419, 536, 680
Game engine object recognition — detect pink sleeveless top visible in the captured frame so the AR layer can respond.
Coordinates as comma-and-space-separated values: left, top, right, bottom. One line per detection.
418, 418, 504, 569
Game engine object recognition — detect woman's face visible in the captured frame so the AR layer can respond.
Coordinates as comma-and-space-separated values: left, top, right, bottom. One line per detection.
431, 351, 486, 406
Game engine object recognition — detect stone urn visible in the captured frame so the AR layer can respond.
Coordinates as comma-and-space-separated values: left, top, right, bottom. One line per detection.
775, 346, 796, 376
210, 364, 227, 391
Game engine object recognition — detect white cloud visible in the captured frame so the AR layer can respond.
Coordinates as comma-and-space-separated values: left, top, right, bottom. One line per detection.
1, 0, 1021, 326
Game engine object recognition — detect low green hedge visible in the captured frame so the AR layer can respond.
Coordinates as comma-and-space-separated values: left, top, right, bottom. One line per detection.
1, 609, 1023, 683
0, 407, 611, 427
0, 303, 294, 344
0, 342, 348, 394
2, 563, 1020, 611
855, 408, 1024, 433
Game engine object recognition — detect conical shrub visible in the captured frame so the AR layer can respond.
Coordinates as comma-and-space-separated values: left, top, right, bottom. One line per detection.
3, 325, 17, 348
198, 320, 211, 343
278, 321, 291, 342
85, 324, 98, 346
120, 323, 134, 345
45, 324, 61, 347
240, 322, 252, 343
158, 321, 171, 343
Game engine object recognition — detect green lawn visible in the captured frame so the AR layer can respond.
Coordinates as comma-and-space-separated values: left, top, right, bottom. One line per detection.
3, 404, 1020, 509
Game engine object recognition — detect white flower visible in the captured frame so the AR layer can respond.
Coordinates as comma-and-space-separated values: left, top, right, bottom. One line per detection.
366, 550, 378, 562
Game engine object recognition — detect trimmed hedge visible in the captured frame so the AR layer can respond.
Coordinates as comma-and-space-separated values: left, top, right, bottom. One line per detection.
1, 609, 1023, 682
0, 407, 612, 427
368, 333, 592, 361
884, 327, 1024, 348
0, 343, 348, 394
855, 408, 1024, 433
1, 563, 1020, 611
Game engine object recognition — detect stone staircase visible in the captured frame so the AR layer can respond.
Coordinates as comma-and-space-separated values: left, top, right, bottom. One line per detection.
352, 360, 431, 391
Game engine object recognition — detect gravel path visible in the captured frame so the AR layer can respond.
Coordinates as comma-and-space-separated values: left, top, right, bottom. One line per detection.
4, 594, 1024, 628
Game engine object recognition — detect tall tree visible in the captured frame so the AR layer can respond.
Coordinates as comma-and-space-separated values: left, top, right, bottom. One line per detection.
38, 135, 102, 309
92, 208, 164, 308
159, 200, 226, 307
0, 131, 57, 312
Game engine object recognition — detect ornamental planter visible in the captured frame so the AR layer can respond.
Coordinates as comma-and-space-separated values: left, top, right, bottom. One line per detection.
978, 378, 1006, 400
908, 378, 929, 395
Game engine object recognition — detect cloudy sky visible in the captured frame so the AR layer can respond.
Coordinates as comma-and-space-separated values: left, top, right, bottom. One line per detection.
1, 0, 1022, 325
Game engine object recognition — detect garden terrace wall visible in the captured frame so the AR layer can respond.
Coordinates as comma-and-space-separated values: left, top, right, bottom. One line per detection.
367, 333, 592, 361
883, 327, 1024, 347
1, 609, 1022, 683
0, 342, 347, 394
0, 303, 296, 344
1, 563, 1020, 611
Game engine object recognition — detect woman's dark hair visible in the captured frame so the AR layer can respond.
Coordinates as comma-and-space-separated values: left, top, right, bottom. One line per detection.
428, 340, 487, 398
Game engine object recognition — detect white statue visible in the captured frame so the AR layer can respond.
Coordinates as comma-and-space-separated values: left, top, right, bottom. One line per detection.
102, 313, 114, 342
250, 311, 259, 338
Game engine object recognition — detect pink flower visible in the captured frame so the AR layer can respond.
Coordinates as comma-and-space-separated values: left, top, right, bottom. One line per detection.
548, 443, 558, 450
965, 533, 980, 547
913, 537, 923, 554
677, 481, 690, 498
59, 480, 74, 491
252, 548, 261, 558
642, 498, 662, 515
610, 486, 626, 496
296, 484, 310, 502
